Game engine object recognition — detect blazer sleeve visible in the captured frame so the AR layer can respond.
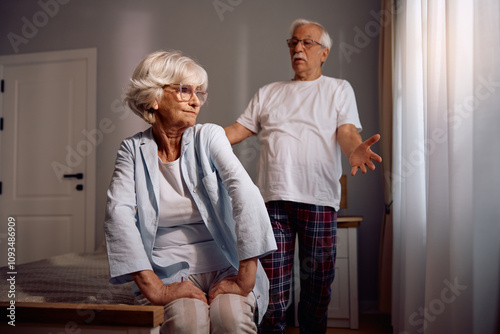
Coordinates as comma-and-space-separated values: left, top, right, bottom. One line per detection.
104, 139, 153, 284
201, 124, 277, 260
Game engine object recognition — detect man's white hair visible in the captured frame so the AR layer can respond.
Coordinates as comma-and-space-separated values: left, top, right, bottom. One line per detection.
289, 18, 332, 50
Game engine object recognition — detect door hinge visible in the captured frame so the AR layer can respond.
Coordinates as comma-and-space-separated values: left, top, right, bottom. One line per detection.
0, 118, 3, 131
1, 80, 4, 93
0, 182, 2, 195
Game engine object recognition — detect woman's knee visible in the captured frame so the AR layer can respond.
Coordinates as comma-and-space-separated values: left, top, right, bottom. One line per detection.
162, 298, 210, 333
210, 293, 257, 333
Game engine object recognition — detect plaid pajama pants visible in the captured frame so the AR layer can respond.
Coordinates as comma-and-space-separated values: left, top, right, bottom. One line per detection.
258, 201, 337, 334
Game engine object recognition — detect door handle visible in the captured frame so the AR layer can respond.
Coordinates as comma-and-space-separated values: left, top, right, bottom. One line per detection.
63, 173, 84, 180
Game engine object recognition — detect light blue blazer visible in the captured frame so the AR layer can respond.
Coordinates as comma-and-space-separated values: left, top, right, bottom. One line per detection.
104, 123, 277, 323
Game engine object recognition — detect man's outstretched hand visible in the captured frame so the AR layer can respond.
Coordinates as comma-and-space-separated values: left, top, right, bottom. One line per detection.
349, 134, 382, 176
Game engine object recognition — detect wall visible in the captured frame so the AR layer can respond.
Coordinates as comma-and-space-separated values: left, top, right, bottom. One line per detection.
0, 0, 384, 310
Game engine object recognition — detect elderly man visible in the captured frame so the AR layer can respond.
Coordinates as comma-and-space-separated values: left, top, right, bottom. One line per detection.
225, 19, 381, 333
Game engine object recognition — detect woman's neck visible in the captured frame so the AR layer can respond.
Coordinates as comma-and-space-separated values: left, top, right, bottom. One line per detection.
152, 125, 183, 163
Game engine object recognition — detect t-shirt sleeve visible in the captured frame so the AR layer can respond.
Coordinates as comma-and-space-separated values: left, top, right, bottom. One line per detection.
236, 90, 261, 134
337, 80, 363, 132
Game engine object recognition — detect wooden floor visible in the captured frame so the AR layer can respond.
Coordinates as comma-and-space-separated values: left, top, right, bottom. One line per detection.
285, 314, 392, 334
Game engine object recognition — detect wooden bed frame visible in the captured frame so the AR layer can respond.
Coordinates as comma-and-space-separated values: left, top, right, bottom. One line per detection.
0, 301, 164, 333
0, 248, 165, 333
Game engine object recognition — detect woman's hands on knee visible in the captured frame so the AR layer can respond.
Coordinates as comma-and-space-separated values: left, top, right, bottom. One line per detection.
208, 257, 258, 304
208, 275, 246, 304
164, 281, 208, 304
132, 270, 207, 305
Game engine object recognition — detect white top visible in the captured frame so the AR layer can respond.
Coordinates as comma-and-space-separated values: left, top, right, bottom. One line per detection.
237, 76, 362, 210
154, 158, 230, 274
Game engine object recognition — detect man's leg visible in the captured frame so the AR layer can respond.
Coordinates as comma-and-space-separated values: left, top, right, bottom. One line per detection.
295, 204, 337, 334
259, 201, 296, 334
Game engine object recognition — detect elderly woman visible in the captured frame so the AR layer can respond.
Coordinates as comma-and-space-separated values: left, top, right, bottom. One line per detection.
104, 51, 277, 333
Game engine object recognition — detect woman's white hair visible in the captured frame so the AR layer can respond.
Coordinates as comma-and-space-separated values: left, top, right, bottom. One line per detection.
125, 50, 208, 124
289, 18, 332, 51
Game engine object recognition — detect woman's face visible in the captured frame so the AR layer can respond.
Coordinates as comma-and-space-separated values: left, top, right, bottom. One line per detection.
152, 82, 204, 132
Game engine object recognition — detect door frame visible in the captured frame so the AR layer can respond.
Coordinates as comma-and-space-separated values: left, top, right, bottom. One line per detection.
0, 48, 97, 252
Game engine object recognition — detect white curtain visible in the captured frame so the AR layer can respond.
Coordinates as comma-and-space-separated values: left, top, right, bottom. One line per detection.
392, 0, 500, 333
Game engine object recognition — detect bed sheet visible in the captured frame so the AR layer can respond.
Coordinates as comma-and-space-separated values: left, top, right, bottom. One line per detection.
0, 249, 135, 305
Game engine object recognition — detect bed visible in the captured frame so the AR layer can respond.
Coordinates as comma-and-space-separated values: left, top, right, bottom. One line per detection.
0, 246, 164, 333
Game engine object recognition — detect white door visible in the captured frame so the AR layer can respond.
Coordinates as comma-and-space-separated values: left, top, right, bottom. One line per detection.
0, 49, 96, 266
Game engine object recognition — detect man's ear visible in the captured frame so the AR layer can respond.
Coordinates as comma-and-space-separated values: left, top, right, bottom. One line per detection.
152, 100, 159, 110
320, 47, 330, 63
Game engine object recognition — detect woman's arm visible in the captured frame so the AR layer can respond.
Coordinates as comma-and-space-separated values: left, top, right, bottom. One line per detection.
207, 257, 258, 304
199, 125, 276, 303
206, 125, 276, 258
131, 270, 207, 305
105, 139, 154, 283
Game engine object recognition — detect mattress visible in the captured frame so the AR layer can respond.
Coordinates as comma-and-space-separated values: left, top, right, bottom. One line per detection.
0, 248, 135, 305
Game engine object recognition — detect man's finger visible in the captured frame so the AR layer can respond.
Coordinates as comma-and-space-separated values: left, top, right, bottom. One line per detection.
360, 164, 367, 174
368, 161, 376, 171
365, 134, 381, 146
371, 152, 383, 163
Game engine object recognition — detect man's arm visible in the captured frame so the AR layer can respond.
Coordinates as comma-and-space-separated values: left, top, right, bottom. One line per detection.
224, 122, 256, 145
337, 124, 382, 176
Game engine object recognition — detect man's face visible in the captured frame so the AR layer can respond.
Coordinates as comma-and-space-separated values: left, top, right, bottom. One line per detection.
289, 24, 329, 80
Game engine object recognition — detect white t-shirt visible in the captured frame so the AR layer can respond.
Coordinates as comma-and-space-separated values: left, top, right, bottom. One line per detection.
153, 158, 230, 274
237, 75, 362, 210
